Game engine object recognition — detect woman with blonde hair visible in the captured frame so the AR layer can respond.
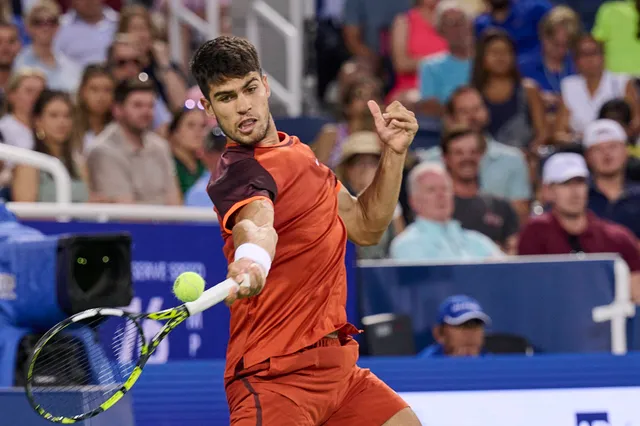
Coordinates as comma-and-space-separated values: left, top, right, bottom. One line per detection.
0, 68, 46, 150
117, 4, 187, 111
74, 64, 115, 153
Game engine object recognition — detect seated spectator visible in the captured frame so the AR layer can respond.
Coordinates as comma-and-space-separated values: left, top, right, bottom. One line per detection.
87, 78, 181, 205
474, 0, 552, 59
0, 0, 28, 45
472, 29, 547, 150
54, 0, 118, 67
390, 162, 502, 260
168, 106, 208, 196
597, 99, 640, 182
12, 90, 89, 202
106, 34, 172, 133
74, 64, 115, 153
419, 295, 490, 357
592, 0, 640, 75
0, 68, 46, 150
117, 5, 187, 112
184, 126, 226, 207
312, 76, 381, 169
15, 0, 81, 93
519, 6, 579, 123
419, 86, 531, 221
418, 0, 473, 116
388, 0, 448, 105
336, 131, 400, 259
583, 119, 640, 238
442, 125, 520, 252
0, 21, 22, 109
555, 34, 640, 143
518, 152, 640, 303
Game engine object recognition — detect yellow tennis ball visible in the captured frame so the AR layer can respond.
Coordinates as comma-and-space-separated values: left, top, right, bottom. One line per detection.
173, 272, 205, 303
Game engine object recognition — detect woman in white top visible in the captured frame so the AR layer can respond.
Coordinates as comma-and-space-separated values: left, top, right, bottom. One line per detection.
73, 64, 115, 154
0, 68, 46, 151
554, 34, 640, 143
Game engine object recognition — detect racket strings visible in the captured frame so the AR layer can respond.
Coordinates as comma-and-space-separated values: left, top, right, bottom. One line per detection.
28, 314, 143, 419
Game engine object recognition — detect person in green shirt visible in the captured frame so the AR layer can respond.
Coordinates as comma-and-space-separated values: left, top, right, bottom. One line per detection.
168, 106, 209, 195
592, 0, 640, 74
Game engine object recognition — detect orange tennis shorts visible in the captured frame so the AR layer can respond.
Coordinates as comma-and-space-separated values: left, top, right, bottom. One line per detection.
226, 336, 408, 425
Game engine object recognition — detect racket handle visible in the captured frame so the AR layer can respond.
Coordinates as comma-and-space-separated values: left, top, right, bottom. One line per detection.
183, 274, 250, 315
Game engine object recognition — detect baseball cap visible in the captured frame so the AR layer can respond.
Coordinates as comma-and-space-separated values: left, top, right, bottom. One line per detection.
542, 152, 589, 184
583, 119, 627, 149
437, 295, 491, 326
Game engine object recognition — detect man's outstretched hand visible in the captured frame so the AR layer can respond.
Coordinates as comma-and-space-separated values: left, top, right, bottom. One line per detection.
368, 100, 419, 155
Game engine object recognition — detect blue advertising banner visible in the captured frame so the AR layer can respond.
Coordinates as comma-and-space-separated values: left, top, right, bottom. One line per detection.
358, 258, 640, 353
23, 220, 358, 362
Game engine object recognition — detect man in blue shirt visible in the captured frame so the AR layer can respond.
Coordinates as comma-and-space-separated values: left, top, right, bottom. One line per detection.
419, 295, 491, 357
475, 0, 552, 58
584, 119, 640, 238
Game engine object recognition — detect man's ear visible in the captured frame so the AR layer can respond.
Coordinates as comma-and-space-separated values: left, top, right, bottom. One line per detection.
262, 74, 270, 98
432, 325, 445, 344
201, 97, 215, 117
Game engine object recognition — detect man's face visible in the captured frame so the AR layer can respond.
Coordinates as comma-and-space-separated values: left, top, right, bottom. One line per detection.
450, 90, 489, 133
345, 154, 380, 195
439, 9, 472, 50
443, 134, 482, 183
0, 27, 21, 70
27, 9, 60, 46
410, 170, 454, 222
586, 141, 628, 178
543, 26, 570, 60
202, 72, 272, 146
116, 91, 155, 134
549, 177, 588, 217
436, 321, 485, 357
110, 43, 142, 82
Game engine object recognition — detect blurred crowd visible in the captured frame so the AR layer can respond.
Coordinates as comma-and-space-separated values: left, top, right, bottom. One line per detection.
0, 0, 640, 304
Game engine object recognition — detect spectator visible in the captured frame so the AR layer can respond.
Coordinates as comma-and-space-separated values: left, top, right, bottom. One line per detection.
390, 162, 502, 260
336, 131, 401, 259
314, 0, 350, 103
419, 86, 532, 222
0, 21, 22, 110
15, 0, 82, 93
592, 0, 640, 75
74, 64, 115, 153
554, 34, 640, 143
441, 125, 520, 253
474, 0, 552, 58
184, 126, 226, 207
418, 0, 473, 116
0, 0, 29, 44
12, 90, 89, 202
87, 78, 181, 205
168, 106, 208, 196
54, 0, 118, 67
117, 5, 187, 112
597, 100, 640, 183
519, 6, 579, 120
312, 76, 381, 168
387, 0, 448, 105
0, 68, 46, 150
583, 119, 640, 238
106, 34, 172, 133
419, 295, 490, 357
518, 152, 640, 303
472, 29, 547, 150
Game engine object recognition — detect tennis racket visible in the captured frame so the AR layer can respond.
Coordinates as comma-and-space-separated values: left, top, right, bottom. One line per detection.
24, 275, 246, 424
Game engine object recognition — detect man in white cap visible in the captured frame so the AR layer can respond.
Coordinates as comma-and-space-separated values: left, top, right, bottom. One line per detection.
584, 119, 640, 238
518, 152, 640, 303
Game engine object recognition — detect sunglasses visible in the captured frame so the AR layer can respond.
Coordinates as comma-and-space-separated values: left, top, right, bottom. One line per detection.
114, 58, 142, 68
31, 17, 58, 27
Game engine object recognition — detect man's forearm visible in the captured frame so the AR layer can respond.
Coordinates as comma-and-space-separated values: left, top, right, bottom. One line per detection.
356, 148, 407, 235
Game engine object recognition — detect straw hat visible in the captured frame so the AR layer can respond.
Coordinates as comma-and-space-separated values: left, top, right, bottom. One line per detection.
335, 131, 382, 180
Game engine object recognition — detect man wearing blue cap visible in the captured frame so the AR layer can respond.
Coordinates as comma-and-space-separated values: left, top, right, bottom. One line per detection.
420, 295, 491, 357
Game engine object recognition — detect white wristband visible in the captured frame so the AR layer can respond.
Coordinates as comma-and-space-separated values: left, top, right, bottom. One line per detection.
234, 243, 272, 275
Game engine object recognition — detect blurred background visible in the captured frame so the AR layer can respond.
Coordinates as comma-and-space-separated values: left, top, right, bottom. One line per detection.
1, 0, 640, 424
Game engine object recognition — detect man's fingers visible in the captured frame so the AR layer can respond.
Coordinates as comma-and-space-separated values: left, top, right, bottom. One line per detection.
367, 100, 387, 132
382, 110, 415, 123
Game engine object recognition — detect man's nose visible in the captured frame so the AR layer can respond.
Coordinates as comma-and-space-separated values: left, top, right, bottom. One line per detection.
236, 94, 251, 114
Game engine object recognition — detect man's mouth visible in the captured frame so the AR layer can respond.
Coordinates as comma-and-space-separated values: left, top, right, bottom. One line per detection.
238, 118, 257, 134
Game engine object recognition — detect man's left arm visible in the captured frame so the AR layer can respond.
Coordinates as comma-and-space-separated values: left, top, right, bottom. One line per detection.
338, 101, 418, 246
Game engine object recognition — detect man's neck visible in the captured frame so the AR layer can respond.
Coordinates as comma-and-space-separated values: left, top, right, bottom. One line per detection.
544, 53, 564, 72
32, 43, 56, 65
491, 7, 511, 23
595, 172, 626, 201
452, 178, 478, 198
554, 210, 588, 235
256, 117, 280, 147
78, 10, 104, 25
119, 123, 144, 148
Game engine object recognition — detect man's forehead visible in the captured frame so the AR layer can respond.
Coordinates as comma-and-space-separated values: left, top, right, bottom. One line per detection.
210, 72, 261, 94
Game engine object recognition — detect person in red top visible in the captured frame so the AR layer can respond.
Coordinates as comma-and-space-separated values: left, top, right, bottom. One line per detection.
518, 152, 640, 303
190, 36, 421, 426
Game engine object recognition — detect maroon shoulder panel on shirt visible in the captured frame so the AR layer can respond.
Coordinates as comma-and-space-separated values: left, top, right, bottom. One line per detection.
207, 144, 278, 230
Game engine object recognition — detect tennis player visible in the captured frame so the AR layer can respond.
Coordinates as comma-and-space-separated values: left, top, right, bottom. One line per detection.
191, 36, 421, 426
